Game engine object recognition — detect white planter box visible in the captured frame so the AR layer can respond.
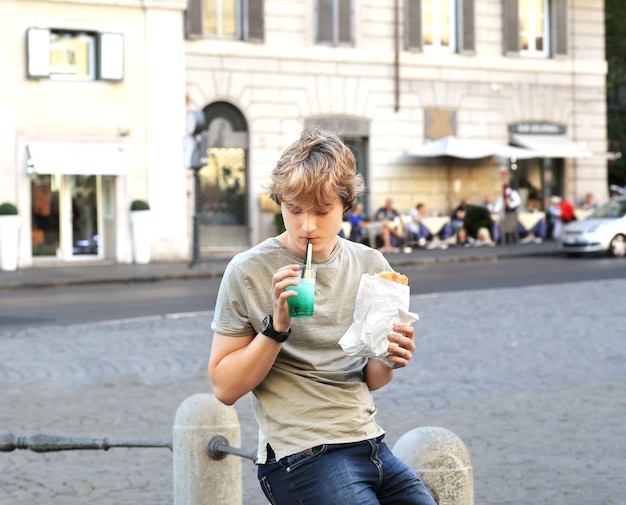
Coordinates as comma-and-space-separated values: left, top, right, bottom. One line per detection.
130, 210, 152, 264
0, 215, 20, 271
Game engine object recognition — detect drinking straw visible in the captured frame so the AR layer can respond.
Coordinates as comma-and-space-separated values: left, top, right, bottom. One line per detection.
304, 239, 312, 278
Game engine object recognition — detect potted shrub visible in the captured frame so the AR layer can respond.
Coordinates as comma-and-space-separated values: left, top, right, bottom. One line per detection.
129, 199, 151, 264
0, 202, 20, 271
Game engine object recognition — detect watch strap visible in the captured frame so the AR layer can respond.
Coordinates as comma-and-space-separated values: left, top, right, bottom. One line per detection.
261, 315, 291, 342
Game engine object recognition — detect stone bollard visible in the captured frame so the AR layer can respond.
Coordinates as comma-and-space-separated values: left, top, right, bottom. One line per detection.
173, 393, 242, 505
393, 426, 473, 505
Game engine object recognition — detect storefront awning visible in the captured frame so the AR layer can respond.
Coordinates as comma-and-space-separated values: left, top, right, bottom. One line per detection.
401, 135, 539, 161
510, 134, 592, 158
27, 142, 127, 175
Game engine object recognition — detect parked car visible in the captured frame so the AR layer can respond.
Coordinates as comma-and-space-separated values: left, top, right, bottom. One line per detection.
559, 197, 626, 257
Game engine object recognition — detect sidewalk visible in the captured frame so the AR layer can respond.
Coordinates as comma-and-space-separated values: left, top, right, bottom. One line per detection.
0, 239, 560, 291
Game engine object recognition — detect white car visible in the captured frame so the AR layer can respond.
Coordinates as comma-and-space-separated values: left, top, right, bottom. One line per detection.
559, 197, 626, 257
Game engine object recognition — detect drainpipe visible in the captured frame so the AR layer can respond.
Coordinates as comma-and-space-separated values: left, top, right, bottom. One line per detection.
570, 3, 578, 203
394, 0, 400, 112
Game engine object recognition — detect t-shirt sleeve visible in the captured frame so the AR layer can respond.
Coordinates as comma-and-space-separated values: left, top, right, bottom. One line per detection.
210, 260, 255, 337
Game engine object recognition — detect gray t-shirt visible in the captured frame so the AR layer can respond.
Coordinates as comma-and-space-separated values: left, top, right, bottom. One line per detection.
211, 236, 392, 462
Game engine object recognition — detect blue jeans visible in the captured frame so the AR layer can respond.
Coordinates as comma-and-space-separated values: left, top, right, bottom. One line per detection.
257, 436, 436, 505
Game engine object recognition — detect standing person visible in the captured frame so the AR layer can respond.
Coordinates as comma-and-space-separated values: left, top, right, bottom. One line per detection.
208, 126, 435, 505
548, 195, 575, 239
494, 183, 522, 214
494, 183, 522, 243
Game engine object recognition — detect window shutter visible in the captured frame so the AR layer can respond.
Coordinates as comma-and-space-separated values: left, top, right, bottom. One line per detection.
186, 0, 204, 39
338, 0, 352, 45
458, 0, 475, 54
27, 28, 51, 78
245, 0, 264, 42
317, 0, 334, 43
97, 33, 124, 81
405, 0, 422, 51
551, 0, 568, 58
503, 0, 520, 55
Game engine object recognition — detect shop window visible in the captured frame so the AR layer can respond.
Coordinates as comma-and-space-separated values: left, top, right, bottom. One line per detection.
504, 0, 568, 58
316, 0, 353, 46
186, 0, 264, 42
404, 0, 475, 54
30, 174, 60, 257
26, 28, 124, 81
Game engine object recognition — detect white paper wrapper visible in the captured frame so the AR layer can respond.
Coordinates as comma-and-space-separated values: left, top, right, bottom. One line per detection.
339, 273, 419, 367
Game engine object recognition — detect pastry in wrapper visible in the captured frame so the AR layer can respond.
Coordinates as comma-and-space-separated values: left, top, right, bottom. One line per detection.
339, 271, 418, 367
377, 271, 409, 285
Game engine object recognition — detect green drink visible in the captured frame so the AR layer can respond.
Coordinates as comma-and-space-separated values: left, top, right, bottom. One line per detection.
286, 266, 316, 318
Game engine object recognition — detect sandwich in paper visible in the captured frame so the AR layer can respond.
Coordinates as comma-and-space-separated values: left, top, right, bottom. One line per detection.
339, 271, 418, 367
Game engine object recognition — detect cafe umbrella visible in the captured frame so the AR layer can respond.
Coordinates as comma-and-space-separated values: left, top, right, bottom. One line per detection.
398, 135, 538, 208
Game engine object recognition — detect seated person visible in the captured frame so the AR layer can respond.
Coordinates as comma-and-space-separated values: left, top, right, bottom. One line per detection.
450, 199, 468, 235
456, 226, 473, 247
374, 198, 400, 222
457, 205, 495, 246
406, 202, 427, 247
580, 192, 597, 210
410, 207, 455, 243
348, 203, 370, 244
456, 226, 493, 247
474, 226, 495, 246
371, 198, 405, 252
482, 195, 498, 216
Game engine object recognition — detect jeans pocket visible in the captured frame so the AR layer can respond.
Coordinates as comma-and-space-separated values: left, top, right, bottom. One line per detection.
259, 475, 278, 505
281, 444, 327, 472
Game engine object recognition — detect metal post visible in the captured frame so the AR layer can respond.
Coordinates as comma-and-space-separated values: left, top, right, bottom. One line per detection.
188, 132, 208, 269
0, 433, 171, 452
190, 167, 201, 268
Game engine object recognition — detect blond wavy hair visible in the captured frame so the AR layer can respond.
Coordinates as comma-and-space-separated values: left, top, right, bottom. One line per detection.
268, 126, 365, 211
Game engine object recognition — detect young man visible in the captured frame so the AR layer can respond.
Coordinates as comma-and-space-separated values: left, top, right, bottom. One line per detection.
209, 126, 435, 505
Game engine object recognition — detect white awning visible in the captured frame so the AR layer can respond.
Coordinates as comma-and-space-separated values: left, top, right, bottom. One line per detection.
27, 142, 127, 175
401, 135, 539, 161
511, 134, 592, 158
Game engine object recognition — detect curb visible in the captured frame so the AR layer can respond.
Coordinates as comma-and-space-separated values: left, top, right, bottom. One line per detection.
0, 244, 561, 291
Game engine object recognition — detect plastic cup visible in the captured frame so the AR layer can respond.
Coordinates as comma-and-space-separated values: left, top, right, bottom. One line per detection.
286, 265, 317, 318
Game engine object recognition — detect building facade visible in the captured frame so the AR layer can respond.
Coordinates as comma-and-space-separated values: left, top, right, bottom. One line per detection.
0, 0, 188, 267
0, 0, 607, 266
185, 0, 607, 251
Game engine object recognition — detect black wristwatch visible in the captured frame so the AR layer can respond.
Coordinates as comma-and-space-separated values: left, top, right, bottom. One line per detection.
260, 315, 291, 343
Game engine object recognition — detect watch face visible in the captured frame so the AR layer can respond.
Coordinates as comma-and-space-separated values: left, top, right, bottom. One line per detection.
261, 315, 271, 333
260, 315, 290, 342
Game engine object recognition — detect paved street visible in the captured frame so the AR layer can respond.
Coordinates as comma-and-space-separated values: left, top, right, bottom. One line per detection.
1, 277, 625, 504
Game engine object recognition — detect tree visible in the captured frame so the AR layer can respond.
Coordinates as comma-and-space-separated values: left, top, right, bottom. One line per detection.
606, 0, 626, 188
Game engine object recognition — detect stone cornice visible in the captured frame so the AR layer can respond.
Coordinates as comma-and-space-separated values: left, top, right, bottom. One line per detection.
32, 0, 188, 10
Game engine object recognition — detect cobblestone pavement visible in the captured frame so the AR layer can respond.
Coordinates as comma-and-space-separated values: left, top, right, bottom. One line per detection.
1, 279, 624, 504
